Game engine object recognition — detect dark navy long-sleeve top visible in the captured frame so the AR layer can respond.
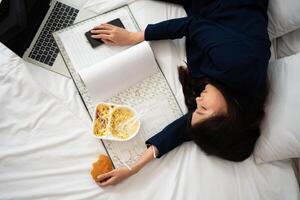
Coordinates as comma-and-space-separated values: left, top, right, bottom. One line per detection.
145, 0, 271, 158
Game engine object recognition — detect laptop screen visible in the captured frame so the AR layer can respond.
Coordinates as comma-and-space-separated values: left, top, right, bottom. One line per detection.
0, 0, 50, 56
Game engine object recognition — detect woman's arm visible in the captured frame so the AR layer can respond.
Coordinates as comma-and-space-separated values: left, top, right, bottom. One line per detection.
91, 17, 193, 45
144, 16, 193, 41
96, 145, 159, 187
146, 112, 192, 158
96, 112, 192, 187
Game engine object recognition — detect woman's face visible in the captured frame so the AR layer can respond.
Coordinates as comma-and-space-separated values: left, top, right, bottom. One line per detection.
191, 84, 228, 126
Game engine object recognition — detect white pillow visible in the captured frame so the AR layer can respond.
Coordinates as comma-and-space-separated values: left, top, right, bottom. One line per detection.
268, 0, 300, 39
254, 52, 300, 163
277, 28, 300, 58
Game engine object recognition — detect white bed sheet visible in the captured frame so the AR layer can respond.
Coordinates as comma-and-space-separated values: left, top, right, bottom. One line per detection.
0, 0, 300, 199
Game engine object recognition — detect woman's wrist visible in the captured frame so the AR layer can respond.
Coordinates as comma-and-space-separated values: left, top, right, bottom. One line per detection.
129, 31, 145, 44
130, 163, 142, 175
130, 145, 158, 174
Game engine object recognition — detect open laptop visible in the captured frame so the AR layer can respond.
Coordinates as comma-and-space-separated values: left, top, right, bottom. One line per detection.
23, 0, 96, 77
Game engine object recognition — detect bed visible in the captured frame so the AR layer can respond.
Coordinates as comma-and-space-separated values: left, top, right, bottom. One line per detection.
0, 0, 300, 199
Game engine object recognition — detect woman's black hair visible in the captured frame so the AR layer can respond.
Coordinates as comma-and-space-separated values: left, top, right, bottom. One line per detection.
178, 67, 268, 162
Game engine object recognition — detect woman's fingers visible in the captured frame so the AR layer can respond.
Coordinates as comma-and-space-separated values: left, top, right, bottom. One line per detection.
98, 177, 117, 187
90, 29, 111, 35
100, 23, 115, 29
95, 171, 116, 187
91, 34, 112, 40
93, 23, 115, 30
102, 39, 116, 46
91, 23, 142, 46
95, 167, 133, 187
96, 171, 114, 182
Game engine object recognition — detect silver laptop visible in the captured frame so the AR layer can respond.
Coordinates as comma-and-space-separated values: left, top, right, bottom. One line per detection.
23, 0, 96, 77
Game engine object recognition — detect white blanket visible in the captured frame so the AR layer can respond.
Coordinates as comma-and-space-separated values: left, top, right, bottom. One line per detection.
0, 0, 299, 199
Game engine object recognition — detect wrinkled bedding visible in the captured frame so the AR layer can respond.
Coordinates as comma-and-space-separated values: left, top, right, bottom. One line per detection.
0, 0, 299, 199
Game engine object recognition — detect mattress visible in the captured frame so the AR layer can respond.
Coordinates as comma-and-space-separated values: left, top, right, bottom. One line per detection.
0, 0, 299, 199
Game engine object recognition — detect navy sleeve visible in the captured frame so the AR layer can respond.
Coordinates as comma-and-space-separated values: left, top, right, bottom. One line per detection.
145, 17, 254, 68
145, 112, 192, 158
144, 16, 194, 41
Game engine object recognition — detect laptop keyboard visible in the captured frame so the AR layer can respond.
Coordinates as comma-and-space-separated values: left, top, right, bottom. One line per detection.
28, 2, 79, 67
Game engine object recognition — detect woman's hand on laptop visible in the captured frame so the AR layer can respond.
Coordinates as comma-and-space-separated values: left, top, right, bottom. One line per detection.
91, 24, 144, 46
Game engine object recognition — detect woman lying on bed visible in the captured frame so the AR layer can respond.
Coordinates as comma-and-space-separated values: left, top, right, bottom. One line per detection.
90, 0, 271, 187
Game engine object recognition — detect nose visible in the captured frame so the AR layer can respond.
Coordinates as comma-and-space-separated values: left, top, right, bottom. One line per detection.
196, 96, 202, 102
